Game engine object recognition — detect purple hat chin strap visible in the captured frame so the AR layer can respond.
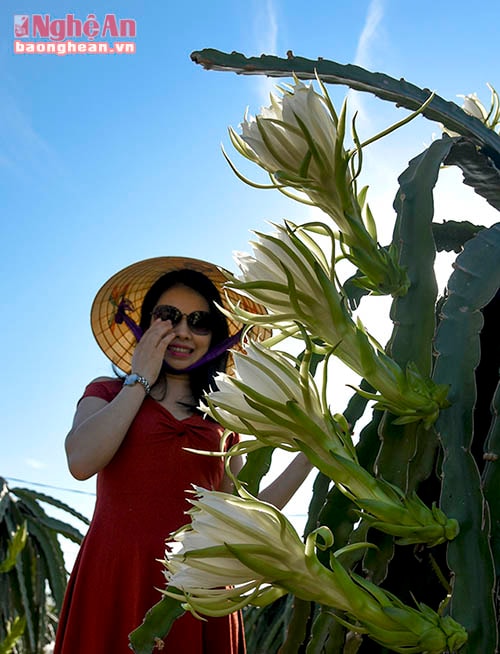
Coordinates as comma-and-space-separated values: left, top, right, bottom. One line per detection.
114, 299, 241, 374
162, 331, 242, 374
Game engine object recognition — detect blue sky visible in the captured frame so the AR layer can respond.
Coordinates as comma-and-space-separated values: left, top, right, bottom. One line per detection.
2, 0, 500, 559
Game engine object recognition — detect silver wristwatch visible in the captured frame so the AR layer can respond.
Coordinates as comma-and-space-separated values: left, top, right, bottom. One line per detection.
123, 373, 151, 395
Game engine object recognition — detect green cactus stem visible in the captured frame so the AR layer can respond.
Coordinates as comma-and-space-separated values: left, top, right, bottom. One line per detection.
190, 49, 500, 158
433, 223, 500, 653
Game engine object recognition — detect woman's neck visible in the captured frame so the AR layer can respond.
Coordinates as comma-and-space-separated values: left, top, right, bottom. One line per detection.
151, 372, 197, 419
165, 372, 196, 404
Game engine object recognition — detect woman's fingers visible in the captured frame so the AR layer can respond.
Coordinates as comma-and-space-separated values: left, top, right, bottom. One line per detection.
131, 320, 171, 379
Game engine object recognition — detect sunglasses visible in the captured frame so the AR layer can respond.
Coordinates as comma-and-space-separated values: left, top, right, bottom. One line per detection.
151, 304, 212, 335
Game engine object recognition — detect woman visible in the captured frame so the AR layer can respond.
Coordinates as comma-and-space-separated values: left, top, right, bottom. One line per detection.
54, 256, 312, 653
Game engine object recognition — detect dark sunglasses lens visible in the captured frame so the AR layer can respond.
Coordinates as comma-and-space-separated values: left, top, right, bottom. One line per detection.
188, 312, 212, 334
152, 306, 211, 334
152, 305, 181, 324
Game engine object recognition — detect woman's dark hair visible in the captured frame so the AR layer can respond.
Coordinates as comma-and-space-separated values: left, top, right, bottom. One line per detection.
139, 269, 230, 406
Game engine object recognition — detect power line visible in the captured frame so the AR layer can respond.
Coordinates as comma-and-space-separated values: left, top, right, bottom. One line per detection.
4, 479, 307, 519
5, 477, 96, 497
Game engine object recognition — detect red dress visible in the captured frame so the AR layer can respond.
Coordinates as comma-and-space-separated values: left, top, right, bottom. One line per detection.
54, 380, 245, 653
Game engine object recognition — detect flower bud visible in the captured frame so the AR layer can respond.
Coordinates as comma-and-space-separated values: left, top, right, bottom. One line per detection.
162, 487, 467, 652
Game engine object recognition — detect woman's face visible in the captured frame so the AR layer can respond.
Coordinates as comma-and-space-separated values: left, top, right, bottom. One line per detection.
152, 284, 212, 371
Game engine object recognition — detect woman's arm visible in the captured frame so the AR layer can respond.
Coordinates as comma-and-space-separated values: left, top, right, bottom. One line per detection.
65, 380, 148, 480
66, 317, 177, 480
257, 452, 313, 510
220, 452, 313, 510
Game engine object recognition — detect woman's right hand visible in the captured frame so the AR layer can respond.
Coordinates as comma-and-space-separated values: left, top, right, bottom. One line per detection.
130, 318, 176, 385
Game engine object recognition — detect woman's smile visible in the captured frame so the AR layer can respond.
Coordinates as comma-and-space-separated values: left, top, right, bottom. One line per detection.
167, 342, 195, 358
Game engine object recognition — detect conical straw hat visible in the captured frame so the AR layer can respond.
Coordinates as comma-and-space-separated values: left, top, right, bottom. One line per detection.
90, 256, 270, 374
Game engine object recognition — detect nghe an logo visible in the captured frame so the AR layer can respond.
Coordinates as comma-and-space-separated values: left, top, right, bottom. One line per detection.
13, 13, 137, 56
13, 13, 136, 42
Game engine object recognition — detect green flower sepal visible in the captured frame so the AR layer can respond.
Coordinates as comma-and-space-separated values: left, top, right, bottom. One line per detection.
335, 578, 468, 654
300, 445, 459, 547
346, 237, 410, 297
352, 361, 451, 429
356, 493, 459, 547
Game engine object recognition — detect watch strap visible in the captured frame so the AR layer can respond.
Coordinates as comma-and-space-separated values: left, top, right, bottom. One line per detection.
123, 373, 151, 395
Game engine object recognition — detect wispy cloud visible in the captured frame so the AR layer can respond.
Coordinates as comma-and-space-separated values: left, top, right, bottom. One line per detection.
0, 86, 70, 187
348, 0, 385, 130
353, 0, 385, 69
253, 0, 280, 106
25, 458, 46, 470
255, 0, 278, 54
